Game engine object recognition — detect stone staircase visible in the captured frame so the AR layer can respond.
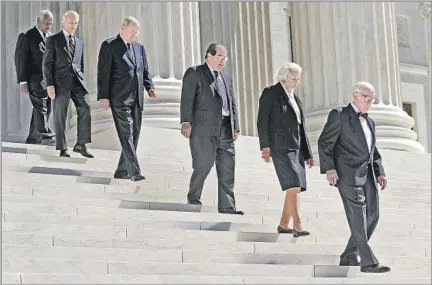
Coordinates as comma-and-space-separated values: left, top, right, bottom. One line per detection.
2, 127, 431, 284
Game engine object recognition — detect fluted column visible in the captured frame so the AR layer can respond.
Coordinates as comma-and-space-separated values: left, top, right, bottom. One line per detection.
292, 2, 425, 153
143, 2, 201, 129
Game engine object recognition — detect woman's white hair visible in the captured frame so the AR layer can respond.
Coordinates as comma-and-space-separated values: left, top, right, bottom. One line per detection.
276, 62, 303, 82
352, 81, 375, 94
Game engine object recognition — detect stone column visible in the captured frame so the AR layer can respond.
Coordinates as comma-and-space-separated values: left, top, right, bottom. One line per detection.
0, 1, 80, 142
291, 2, 425, 153
143, 2, 201, 129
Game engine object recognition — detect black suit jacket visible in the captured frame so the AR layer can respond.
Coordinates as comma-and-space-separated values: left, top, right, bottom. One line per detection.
180, 63, 240, 137
257, 82, 312, 160
317, 103, 385, 187
42, 31, 88, 92
96, 34, 154, 109
14, 26, 48, 87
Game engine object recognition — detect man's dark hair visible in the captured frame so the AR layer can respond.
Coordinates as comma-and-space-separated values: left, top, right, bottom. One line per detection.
205, 43, 224, 59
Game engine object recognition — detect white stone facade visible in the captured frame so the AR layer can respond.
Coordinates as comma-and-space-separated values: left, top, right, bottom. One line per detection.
1, 2, 431, 153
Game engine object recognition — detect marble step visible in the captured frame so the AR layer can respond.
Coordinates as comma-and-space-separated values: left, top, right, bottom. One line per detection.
3, 155, 431, 190
3, 226, 430, 249
3, 171, 430, 204
3, 200, 431, 229
3, 272, 431, 285
2, 187, 431, 215
3, 258, 430, 278
3, 193, 430, 223
2, 147, 431, 185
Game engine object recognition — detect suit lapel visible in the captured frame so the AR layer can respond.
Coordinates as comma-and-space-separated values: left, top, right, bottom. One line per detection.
73, 38, 82, 63
366, 116, 376, 150
348, 104, 369, 152
202, 63, 218, 98
276, 82, 296, 113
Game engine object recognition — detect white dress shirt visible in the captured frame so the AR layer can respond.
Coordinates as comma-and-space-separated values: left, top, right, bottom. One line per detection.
281, 84, 302, 125
207, 63, 230, 116
351, 103, 373, 153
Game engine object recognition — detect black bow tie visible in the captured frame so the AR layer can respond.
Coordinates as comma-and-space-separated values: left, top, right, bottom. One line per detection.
358, 112, 368, 118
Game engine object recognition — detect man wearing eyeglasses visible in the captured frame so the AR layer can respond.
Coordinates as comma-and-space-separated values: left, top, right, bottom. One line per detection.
180, 43, 243, 215
317, 81, 390, 273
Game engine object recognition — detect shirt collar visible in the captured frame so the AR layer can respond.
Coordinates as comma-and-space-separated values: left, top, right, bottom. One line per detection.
280, 82, 294, 97
206, 62, 216, 76
351, 102, 360, 114
63, 29, 73, 37
35, 26, 45, 37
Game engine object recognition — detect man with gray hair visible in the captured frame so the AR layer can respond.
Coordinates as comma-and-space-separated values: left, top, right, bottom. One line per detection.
42, 10, 93, 158
318, 81, 390, 273
14, 10, 55, 145
97, 16, 155, 182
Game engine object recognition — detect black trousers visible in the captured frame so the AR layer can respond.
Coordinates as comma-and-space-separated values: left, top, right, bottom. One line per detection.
188, 116, 237, 210
52, 77, 91, 150
26, 80, 54, 143
338, 167, 380, 267
111, 92, 142, 178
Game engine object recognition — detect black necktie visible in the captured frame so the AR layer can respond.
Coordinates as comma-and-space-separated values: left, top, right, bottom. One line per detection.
127, 43, 135, 64
68, 35, 75, 62
358, 112, 368, 118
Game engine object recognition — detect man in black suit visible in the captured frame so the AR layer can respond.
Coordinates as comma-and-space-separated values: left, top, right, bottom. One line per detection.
180, 43, 243, 215
42, 10, 93, 158
14, 10, 55, 145
318, 81, 390, 273
97, 16, 156, 182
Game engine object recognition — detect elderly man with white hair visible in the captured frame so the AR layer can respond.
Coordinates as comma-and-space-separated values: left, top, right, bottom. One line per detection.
97, 16, 156, 182
42, 10, 93, 158
318, 81, 390, 273
257, 62, 314, 237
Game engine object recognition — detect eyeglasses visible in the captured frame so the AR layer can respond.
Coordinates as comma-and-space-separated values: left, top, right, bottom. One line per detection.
215, 54, 228, 62
356, 92, 376, 103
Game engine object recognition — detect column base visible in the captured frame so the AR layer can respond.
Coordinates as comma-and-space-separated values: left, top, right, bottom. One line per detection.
306, 103, 426, 159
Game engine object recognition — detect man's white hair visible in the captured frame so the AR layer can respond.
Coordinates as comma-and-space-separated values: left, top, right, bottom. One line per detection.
122, 16, 140, 27
37, 10, 53, 22
276, 62, 303, 82
63, 10, 79, 19
352, 81, 375, 94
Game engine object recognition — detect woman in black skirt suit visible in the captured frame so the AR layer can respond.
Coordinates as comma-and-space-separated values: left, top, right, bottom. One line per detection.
257, 62, 314, 237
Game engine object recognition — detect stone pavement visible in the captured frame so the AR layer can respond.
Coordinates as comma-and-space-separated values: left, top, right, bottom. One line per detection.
2, 127, 431, 284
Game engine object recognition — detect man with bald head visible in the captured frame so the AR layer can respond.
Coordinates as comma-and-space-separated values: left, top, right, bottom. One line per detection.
15, 10, 55, 145
42, 10, 93, 158
97, 16, 156, 182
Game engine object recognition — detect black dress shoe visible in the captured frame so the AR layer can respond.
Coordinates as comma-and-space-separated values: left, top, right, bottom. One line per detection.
40, 138, 55, 146
218, 209, 244, 215
361, 264, 391, 273
60, 150, 70, 157
73, 144, 94, 158
292, 229, 310, 237
130, 174, 145, 182
277, 226, 293, 234
340, 255, 360, 266
187, 200, 202, 205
